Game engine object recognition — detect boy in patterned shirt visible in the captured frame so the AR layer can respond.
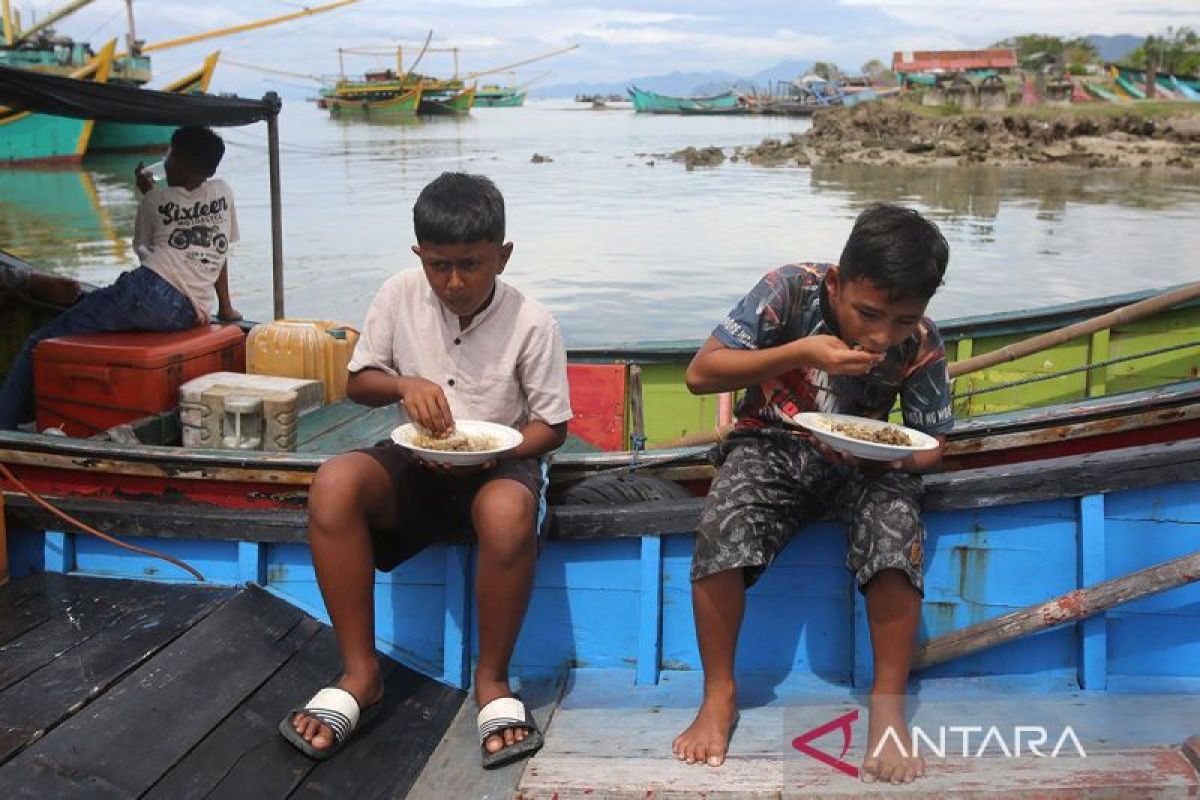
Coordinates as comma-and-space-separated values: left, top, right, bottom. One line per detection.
674, 204, 952, 785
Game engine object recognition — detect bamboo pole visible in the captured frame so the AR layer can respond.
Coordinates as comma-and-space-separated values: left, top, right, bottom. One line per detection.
948, 279, 1200, 378
650, 280, 1200, 450
912, 550, 1200, 670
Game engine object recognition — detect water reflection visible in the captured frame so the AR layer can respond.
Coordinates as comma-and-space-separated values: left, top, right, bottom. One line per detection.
0, 167, 131, 278
3, 104, 1198, 345
810, 163, 1199, 220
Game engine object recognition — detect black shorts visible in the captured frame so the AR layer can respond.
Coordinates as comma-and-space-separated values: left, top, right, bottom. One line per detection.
356, 442, 549, 571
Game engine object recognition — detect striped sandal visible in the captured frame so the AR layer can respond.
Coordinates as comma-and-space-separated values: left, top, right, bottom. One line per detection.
279, 686, 379, 760
477, 695, 545, 769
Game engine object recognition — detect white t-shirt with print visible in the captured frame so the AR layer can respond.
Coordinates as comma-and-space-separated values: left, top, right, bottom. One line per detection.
133, 178, 239, 321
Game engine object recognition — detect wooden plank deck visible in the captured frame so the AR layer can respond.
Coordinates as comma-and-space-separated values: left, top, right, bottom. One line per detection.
516, 670, 1200, 799
0, 573, 464, 798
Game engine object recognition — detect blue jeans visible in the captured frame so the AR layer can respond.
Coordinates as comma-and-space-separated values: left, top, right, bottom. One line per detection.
0, 267, 197, 430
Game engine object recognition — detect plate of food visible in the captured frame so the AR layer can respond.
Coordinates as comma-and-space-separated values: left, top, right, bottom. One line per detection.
390, 420, 523, 466
791, 412, 940, 462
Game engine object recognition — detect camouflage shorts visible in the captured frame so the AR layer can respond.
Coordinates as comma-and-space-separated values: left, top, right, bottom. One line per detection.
692, 429, 926, 594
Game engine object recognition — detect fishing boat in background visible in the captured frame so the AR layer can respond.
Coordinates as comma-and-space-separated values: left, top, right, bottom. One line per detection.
4, 68, 1200, 798
0, 38, 115, 164
323, 43, 575, 119
475, 85, 525, 107
1, 0, 356, 156
326, 85, 423, 120
418, 85, 476, 115
627, 85, 741, 114
87, 50, 220, 152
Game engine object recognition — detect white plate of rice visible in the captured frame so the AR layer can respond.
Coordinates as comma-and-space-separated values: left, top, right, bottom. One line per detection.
791, 412, 940, 462
390, 419, 523, 466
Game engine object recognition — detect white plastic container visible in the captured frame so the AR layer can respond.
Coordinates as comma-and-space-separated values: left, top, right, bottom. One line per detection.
179, 371, 323, 451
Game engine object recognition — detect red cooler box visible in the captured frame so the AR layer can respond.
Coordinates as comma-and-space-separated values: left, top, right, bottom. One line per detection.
33, 325, 246, 436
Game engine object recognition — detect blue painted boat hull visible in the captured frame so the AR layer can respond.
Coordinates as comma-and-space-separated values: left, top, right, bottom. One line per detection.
9, 450, 1200, 695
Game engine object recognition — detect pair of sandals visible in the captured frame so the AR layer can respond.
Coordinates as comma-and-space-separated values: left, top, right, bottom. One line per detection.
279, 687, 544, 769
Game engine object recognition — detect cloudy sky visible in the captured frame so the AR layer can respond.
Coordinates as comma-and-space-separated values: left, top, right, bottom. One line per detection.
14, 0, 1199, 91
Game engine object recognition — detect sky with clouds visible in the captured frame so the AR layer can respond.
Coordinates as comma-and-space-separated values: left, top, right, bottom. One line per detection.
14, 0, 1199, 92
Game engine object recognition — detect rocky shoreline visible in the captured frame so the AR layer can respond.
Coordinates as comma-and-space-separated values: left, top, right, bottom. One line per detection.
672, 102, 1200, 170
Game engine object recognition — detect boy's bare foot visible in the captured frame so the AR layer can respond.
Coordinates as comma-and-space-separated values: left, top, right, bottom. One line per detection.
292, 670, 383, 753
673, 683, 738, 767
476, 674, 529, 755
861, 694, 925, 784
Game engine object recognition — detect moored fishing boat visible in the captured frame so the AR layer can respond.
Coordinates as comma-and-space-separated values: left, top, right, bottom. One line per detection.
0, 39, 114, 164
418, 85, 475, 115
3, 71, 1200, 797
627, 85, 741, 114
326, 85, 422, 120
475, 85, 526, 107
87, 50, 221, 153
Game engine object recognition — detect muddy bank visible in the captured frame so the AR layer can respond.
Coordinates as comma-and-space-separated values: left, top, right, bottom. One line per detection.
692, 103, 1200, 169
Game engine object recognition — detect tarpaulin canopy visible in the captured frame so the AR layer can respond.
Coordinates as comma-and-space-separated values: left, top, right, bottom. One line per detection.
0, 63, 288, 317
0, 65, 280, 126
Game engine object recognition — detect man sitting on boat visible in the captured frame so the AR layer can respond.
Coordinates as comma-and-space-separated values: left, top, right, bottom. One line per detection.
675, 205, 952, 784
0, 125, 241, 430
280, 172, 572, 767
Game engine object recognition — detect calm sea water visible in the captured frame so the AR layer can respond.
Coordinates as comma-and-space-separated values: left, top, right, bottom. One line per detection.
4, 100, 1199, 346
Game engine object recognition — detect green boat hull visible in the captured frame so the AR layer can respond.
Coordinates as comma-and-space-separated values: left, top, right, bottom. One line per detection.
327, 88, 422, 119
0, 112, 92, 164
627, 85, 740, 114
419, 87, 475, 115
87, 121, 174, 153
475, 90, 525, 108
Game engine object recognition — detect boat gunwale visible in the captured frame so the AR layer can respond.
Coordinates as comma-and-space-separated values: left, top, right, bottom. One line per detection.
1, 379, 1199, 475
6, 435, 1200, 543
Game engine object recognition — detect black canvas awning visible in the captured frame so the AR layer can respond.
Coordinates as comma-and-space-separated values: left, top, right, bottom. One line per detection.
0, 64, 288, 318
0, 65, 279, 126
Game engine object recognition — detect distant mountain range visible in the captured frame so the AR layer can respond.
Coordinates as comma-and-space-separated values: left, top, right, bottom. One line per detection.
1085, 34, 1142, 63
534, 34, 1148, 100
533, 59, 814, 99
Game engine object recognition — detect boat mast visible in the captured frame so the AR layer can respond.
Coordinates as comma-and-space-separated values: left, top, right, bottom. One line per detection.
1, 0, 15, 45
123, 0, 137, 55
131, 0, 358, 56
12, 0, 95, 44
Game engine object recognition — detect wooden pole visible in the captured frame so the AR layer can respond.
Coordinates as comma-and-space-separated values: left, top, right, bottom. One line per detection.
948, 280, 1200, 378
0, 490, 8, 586
266, 96, 285, 321
912, 550, 1200, 670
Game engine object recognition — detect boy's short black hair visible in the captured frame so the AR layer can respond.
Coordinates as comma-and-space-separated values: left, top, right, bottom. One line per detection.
838, 204, 949, 300
170, 126, 225, 178
413, 172, 505, 245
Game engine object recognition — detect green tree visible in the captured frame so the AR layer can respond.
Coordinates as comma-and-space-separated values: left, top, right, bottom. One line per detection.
1127, 26, 1200, 76
813, 61, 842, 81
861, 58, 886, 77
991, 34, 1097, 70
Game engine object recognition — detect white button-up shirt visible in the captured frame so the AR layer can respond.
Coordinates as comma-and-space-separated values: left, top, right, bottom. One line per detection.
348, 269, 573, 430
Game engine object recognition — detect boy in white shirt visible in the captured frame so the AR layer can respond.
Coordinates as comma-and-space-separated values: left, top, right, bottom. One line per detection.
0, 125, 240, 430
281, 173, 573, 769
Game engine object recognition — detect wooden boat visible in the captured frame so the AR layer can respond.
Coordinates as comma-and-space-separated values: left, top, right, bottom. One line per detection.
627, 85, 740, 114
326, 86, 422, 119
87, 51, 221, 153
418, 85, 476, 115
1084, 82, 1125, 103
475, 86, 526, 107
0, 39, 115, 164
4, 72, 1200, 797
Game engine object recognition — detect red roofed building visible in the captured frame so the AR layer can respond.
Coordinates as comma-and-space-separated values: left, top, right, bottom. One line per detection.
892, 48, 1018, 74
